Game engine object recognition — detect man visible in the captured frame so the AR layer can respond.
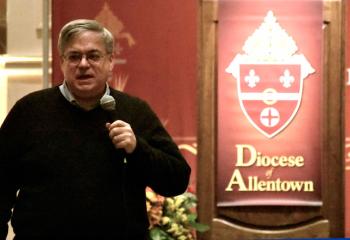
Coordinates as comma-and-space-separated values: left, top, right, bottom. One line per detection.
0, 19, 191, 239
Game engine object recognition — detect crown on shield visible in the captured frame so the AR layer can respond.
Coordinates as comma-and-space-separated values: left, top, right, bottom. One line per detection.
226, 11, 315, 79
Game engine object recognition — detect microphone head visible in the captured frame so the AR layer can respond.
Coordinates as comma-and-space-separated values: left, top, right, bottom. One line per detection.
100, 95, 116, 111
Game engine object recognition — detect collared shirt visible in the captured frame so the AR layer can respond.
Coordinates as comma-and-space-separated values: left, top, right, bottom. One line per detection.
59, 81, 110, 110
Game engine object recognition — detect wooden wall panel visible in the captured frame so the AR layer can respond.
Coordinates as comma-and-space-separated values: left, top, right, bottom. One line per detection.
197, 0, 345, 239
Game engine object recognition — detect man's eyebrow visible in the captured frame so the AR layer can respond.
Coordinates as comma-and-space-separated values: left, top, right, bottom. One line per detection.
66, 49, 102, 54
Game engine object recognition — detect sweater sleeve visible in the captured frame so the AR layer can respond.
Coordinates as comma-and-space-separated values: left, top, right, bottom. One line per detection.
0, 101, 25, 239
127, 100, 191, 197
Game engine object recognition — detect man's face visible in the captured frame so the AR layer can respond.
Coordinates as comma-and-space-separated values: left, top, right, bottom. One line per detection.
60, 31, 113, 102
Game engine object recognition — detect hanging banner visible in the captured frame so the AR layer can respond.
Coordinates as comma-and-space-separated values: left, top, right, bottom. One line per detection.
345, 1, 350, 237
217, 0, 323, 206
52, 0, 198, 192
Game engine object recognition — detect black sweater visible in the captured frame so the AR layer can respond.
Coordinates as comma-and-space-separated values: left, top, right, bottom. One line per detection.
0, 87, 190, 239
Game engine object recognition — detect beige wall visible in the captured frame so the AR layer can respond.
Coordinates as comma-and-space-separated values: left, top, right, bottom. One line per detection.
2, 1, 47, 239
7, 0, 43, 56
0, 0, 46, 126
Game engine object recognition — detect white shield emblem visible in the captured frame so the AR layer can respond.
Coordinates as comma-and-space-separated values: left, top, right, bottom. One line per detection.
226, 11, 315, 138
237, 63, 302, 138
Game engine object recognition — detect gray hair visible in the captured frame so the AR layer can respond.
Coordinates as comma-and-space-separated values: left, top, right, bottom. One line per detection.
58, 19, 114, 55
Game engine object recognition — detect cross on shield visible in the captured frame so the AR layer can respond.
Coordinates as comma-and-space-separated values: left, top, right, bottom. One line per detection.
237, 63, 302, 138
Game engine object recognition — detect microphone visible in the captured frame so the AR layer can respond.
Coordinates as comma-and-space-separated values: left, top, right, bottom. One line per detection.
100, 95, 117, 121
100, 95, 116, 112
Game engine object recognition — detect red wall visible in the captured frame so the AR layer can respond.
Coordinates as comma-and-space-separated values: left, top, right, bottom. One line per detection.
52, 1, 198, 192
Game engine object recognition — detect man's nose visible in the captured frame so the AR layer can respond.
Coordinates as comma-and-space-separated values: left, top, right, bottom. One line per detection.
78, 55, 90, 67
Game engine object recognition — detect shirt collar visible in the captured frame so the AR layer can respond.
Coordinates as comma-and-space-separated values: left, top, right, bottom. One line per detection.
59, 81, 110, 109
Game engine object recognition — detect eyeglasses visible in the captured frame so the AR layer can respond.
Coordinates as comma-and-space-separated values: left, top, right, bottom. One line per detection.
63, 51, 106, 65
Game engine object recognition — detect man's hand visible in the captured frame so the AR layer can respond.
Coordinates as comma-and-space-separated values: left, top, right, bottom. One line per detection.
106, 120, 137, 154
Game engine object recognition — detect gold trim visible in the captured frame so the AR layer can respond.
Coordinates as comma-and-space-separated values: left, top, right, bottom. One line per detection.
178, 144, 197, 155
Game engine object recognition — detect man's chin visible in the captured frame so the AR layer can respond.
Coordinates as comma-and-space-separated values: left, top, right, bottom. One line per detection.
74, 85, 104, 97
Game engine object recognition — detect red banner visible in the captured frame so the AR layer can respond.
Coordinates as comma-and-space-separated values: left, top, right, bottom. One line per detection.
52, 0, 198, 192
217, 0, 323, 206
345, 1, 350, 237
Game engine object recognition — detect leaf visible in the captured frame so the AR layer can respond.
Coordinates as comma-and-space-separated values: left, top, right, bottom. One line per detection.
187, 213, 197, 222
189, 222, 210, 233
150, 227, 173, 240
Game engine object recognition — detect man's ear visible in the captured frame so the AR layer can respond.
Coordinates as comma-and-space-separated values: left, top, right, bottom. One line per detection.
59, 56, 66, 72
60, 54, 68, 64
109, 53, 115, 72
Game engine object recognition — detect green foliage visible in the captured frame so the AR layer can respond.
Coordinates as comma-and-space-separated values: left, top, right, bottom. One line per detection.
147, 190, 209, 240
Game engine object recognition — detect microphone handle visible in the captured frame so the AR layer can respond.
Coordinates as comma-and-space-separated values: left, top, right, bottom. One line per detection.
106, 109, 119, 123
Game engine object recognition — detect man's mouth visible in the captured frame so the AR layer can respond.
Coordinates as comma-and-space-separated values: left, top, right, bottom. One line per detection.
77, 74, 94, 80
